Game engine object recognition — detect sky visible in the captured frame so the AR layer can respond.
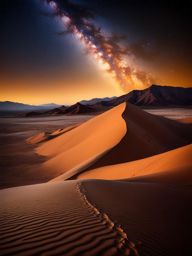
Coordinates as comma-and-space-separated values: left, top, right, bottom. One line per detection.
0, 0, 192, 104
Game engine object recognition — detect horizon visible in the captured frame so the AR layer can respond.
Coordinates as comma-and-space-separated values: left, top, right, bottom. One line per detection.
1, 83, 192, 106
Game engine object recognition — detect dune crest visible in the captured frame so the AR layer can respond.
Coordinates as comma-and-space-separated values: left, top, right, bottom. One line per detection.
37, 103, 127, 179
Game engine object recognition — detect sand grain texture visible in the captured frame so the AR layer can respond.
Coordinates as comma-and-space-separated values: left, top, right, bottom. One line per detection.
82, 180, 192, 256
0, 181, 138, 256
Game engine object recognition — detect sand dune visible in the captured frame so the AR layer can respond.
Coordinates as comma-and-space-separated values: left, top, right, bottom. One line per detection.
81, 103, 192, 175
27, 125, 78, 144
37, 102, 192, 182
0, 181, 139, 256
78, 144, 192, 183
37, 103, 127, 179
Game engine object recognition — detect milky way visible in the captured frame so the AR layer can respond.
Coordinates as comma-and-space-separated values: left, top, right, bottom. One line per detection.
47, 0, 153, 91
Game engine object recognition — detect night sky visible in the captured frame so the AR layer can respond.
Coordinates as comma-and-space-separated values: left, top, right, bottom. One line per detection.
0, 0, 192, 104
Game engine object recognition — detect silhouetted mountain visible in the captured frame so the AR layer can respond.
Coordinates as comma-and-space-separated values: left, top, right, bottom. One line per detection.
26, 85, 192, 116
80, 85, 192, 110
80, 97, 116, 105
0, 101, 61, 112
26, 103, 97, 116
0, 101, 36, 111
0, 101, 62, 116
63, 103, 97, 114
122, 85, 192, 106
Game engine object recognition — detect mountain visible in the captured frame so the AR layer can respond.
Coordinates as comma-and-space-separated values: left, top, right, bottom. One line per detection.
80, 85, 192, 108
0, 101, 36, 111
0, 101, 62, 116
87, 85, 192, 108
26, 106, 68, 117
25, 85, 192, 116
63, 103, 97, 114
26, 103, 97, 117
122, 85, 192, 106
39, 103, 61, 109
0, 101, 61, 111
80, 97, 116, 105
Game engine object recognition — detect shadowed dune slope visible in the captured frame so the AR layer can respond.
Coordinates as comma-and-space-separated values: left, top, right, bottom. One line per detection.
37, 103, 127, 179
78, 144, 192, 183
0, 181, 139, 256
82, 180, 192, 256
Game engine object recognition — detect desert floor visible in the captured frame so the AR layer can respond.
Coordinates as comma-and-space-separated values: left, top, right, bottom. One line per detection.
0, 115, 92, 188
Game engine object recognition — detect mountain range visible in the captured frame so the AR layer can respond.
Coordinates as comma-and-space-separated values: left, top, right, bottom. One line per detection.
1, 85, 192, 116
27, 85, 192, 116
0, 102, 61, 116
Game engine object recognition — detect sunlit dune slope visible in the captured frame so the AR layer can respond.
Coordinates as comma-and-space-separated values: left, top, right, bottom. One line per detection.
78, 144, 192, 183
37, 103, 127, 179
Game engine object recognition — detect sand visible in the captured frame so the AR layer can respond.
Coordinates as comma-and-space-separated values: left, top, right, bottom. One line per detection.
37, 102, 192, 182
0, 115, 92, 189
1, 178, 191, 255
27, 125, 78, 144
81, 103, 192, 175
1, 102, 192, 256
0, 181, 139, 256
78, 144, 192, 183
82, 179, 192, 255
37, 103, 127, 180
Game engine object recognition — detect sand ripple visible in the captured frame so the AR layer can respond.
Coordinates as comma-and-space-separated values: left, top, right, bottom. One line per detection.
0, 181, 138, 255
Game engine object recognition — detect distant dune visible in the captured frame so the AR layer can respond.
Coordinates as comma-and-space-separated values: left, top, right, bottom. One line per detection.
27, 125, 78, 144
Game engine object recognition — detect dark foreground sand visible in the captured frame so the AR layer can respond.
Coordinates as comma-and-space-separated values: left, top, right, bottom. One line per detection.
0, 179, 191, 255
0, 181, 139, 256
83, 180, 192, 255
